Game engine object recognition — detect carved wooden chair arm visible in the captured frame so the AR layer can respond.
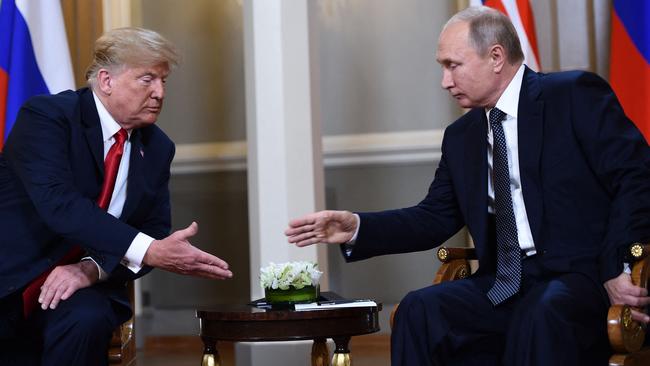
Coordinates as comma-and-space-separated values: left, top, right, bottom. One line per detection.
608, 243, 650, 365
436, 247, 477, 263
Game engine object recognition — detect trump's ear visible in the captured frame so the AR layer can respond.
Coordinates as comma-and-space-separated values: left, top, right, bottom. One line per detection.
96, 69, 113, 96
489, 44, 507, 73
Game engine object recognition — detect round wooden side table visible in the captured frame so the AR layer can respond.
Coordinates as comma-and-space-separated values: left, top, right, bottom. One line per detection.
196, 294, 381, 366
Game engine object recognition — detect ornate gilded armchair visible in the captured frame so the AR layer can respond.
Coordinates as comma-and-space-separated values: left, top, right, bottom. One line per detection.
390, 243, 650, 366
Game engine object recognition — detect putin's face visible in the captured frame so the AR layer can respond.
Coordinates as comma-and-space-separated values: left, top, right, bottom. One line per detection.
436, 21, 500, 109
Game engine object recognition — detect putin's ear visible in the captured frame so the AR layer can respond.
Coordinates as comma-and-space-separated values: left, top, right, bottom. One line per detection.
96, 69, 113, 95
489, 44, 507, 73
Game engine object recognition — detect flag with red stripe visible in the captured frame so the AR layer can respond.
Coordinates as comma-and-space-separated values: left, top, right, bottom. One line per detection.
0, 0, 75, 150
610, 0, 649, 142
470, 0, 541, 71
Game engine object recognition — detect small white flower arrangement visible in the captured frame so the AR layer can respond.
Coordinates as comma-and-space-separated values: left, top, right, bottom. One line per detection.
260, 261, 323, 290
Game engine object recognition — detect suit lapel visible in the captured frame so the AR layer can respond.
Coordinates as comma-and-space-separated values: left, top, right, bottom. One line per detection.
121, 129, 145, 221
464, 109, 490, 259
517, 67, 544, 247
80, 89, 105, 176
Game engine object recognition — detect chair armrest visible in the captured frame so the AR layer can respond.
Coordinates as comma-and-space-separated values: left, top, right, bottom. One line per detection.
629, 243, 650, 289
630, 243, 650, 262
436, 246, 477, 263
433, 247, 476, 285
608, 243, 650, 355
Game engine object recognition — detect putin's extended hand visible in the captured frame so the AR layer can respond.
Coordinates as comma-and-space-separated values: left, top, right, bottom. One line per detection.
285, 210, 358, 247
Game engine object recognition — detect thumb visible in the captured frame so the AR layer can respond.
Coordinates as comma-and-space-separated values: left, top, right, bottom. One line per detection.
175, 221, 199, 240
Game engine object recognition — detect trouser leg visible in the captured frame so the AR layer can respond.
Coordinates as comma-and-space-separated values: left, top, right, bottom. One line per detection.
31, 287, 124, 366
391, 274, 513, 366
503, 271, 610, 366
0, 291, 39, 366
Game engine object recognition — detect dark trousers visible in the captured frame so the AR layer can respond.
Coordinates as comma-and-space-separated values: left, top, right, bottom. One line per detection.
391, 255, 611, 366
0, 287, 127, 366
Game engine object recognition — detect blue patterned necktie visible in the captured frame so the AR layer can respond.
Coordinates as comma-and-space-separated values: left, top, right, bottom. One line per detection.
486, 107, 522, 305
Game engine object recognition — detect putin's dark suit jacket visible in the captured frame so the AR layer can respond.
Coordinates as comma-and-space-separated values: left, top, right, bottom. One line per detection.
0, 87, 174, 314
346, 67, 650, 291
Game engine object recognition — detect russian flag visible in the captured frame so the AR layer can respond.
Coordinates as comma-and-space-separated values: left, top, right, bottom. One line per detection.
610, 1, 650, 143
470, 0, 541, 71
0, 0, 75, 150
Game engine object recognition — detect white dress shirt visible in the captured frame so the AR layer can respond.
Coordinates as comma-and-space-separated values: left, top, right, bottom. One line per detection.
88, 92, 154, 277
486, 64, 536, 254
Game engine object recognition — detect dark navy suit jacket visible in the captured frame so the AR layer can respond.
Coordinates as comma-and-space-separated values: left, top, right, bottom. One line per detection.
0, 87, 174, 310
346, 68, 650, 290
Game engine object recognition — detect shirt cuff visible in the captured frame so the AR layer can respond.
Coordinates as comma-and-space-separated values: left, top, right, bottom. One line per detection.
623, 262, 632, 274
81, 256, 107, 281
342, 214, 361, 257
122, 232, 154, 273
347, 213, 361, 245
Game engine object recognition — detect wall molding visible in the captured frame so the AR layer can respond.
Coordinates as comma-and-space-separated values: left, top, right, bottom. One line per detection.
171, 129, 444, 174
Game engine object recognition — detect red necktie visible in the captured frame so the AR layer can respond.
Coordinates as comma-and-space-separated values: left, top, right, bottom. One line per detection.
22, 129, 128, 317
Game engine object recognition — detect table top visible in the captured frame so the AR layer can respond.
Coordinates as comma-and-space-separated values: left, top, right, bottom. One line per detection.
196, 292, 382, 342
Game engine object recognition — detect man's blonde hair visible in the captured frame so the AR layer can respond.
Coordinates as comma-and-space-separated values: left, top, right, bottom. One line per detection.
86, 27, 180, 86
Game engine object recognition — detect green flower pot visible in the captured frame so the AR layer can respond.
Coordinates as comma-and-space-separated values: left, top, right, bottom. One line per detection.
264, 285, 319, 304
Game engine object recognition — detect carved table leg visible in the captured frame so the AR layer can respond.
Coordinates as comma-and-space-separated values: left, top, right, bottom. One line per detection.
311, 338, 329, 366
201, 338, 222, 366
331, 337, 351, 366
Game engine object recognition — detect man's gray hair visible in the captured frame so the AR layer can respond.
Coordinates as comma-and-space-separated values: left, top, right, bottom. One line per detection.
445, 6, 524, 64
86, 27, 180, 86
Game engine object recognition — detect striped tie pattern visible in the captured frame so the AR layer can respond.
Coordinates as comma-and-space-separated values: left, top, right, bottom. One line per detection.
486, 108, 522, 305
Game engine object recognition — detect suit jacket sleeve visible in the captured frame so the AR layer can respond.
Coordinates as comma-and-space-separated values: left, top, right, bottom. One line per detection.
5, 96, 140, 273
344, 131, 465, 262
570, 72, 650, 282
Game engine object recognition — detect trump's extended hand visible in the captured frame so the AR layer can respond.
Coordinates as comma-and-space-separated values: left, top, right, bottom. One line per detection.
39, 260, 99, 310
285, 210, 358, 247
143, 222, 233, 280
604, 272, 650, 323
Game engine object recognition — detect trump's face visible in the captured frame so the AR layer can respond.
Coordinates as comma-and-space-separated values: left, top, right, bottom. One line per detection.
101, 63, 170, 129
436, 21, 499, 109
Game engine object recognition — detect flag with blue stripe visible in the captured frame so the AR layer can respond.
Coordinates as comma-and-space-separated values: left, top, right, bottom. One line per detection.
0, 0, 75, 150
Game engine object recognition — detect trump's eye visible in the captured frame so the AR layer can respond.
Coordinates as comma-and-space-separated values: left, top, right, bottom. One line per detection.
138, 73, 157, 84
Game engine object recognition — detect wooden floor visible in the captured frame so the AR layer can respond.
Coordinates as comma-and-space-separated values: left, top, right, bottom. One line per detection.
138, 334, 390, 366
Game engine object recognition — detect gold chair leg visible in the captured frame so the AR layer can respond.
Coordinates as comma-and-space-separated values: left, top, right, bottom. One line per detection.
331, 353, 350, 366
331, 337, 351, 366
311, 338, 329, 366
201, 339, 221, 366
